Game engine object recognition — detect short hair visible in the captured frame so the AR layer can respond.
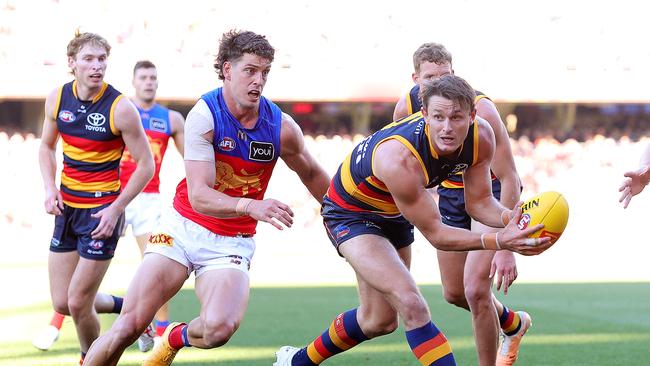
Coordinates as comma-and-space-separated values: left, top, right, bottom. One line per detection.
413, 42, 452, 74
214, 29, 275, 80
66, 31, 111, 59
419, 75, 475, 113
133, 60, 156, 75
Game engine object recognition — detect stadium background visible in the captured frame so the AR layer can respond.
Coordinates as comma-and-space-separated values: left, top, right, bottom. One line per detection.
1, 0, 649, 365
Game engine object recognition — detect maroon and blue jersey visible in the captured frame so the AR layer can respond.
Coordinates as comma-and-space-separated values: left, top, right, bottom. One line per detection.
120, 103, 173, 193
173, 87, 282, 237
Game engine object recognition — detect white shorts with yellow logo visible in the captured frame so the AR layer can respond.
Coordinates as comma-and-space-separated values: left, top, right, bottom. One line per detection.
124, 193, 161, 236
144, 207, 255, 277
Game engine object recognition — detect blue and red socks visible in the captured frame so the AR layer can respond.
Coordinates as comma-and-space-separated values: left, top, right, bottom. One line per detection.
155, 319, 170, 337
499, 306, 522, 336
291, 308, 369, 365
405, 322, 455, 366
168, 323, 191, 350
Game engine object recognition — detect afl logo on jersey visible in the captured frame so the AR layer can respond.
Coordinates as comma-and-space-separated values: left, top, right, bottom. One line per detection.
249, 141, 275, 162
58, 110, 76, 123
86, 113, 107, 132
219, 137, 236, 151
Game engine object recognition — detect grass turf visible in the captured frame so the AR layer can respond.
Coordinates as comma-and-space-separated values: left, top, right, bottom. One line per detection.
2, 283, 649, 365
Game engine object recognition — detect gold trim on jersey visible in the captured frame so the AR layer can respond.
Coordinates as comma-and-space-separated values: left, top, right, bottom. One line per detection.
340, 154, 400, 214
406, 92, 414, 115
72, 81, 108, 103
109, 94, 123, 135
53, 86, 63, 120
62, 140, 123, 163
61, 173, 120, 192
424, 124, 439, 160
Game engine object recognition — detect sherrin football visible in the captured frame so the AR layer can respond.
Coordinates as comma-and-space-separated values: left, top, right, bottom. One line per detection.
517, 191, 569, 245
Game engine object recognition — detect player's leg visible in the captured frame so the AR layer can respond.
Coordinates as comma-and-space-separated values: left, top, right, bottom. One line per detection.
82, 253, 188, 366
135, 232, 171, 337
33, 250, 78, 351
66, 256, 111, 352
462, 230, 500, 366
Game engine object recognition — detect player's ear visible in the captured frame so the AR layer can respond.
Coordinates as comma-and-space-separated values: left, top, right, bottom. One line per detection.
470, 109, 476, 121
223, 61, 232, 81
411, 72, 418, 84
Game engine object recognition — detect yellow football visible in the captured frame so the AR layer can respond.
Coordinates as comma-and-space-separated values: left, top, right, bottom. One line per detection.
517, 191, 569, 244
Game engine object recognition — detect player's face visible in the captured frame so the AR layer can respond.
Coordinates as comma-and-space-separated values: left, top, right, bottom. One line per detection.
413, 61, 453, 85
224, 53, 272, 110
422, 95, 475, 156
133, 67, 158, 103
68, 44, 108, 89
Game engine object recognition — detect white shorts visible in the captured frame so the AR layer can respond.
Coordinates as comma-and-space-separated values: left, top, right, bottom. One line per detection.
144, 207, 255, 277
124, 193, 161, 236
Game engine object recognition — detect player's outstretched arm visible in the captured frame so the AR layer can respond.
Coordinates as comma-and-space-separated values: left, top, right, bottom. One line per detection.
38, 87, 64, 216
619, 143, 650, 208
373, 139, 551, 255
279, 113, 330, 204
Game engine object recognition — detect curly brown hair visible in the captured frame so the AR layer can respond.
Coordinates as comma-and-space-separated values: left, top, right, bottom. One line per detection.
214, 30, 275, 80
413, 43, 452, 74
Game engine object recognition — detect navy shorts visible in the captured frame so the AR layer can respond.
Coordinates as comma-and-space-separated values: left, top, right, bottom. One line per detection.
49, 203, 125, 260
438, 179, 502, 230
321, 197, 414, 254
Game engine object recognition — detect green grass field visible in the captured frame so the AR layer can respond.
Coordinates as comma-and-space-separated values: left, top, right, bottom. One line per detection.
2, 283, 649, 365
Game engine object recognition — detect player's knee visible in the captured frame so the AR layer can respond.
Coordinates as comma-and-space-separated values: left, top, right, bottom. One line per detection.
362, 316, 398, 338
52, 300, 70, 316
67, 294, 94, 317
442, 287, 466, 308
395, 291, 429, 325
463, 283, 491, 309
112, 314, 146, 343
202, 319, 238, 348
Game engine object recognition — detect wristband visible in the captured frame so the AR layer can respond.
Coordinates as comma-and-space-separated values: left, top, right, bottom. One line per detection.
480, 233, 501, 250
235, 198, 253, 216
501, 210, 511, 226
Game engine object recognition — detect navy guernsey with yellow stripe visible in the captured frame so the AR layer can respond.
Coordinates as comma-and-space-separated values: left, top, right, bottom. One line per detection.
406, 84, 493, 188
326, 111, 480, 215
54, 81, 125, 208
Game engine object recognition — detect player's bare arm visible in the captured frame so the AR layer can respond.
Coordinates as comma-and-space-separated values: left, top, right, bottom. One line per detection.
462, 118, 510, 228
170, 109, 185, 156
279, 113, 330, 203
38, 87, 64, 216
373, 139, 549, 255
476, 98, 521, 209
91, 98, 154, 239
392, 94, 410, 121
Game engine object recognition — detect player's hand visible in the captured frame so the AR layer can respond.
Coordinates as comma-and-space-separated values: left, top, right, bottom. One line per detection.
497, 206, 553, 256
619, 165, 650, 208
44, 186, 64, 215
246, 198, 294, 230
90, 205, 122, 239
490, 250, 518, 294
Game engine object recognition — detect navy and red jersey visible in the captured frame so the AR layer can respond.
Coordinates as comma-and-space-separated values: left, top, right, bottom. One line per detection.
54, 81, 125, 208
405, 84, 494, 189
173, 87, 282, 237
119, 103, 172, 193
327, 111, 480, 215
